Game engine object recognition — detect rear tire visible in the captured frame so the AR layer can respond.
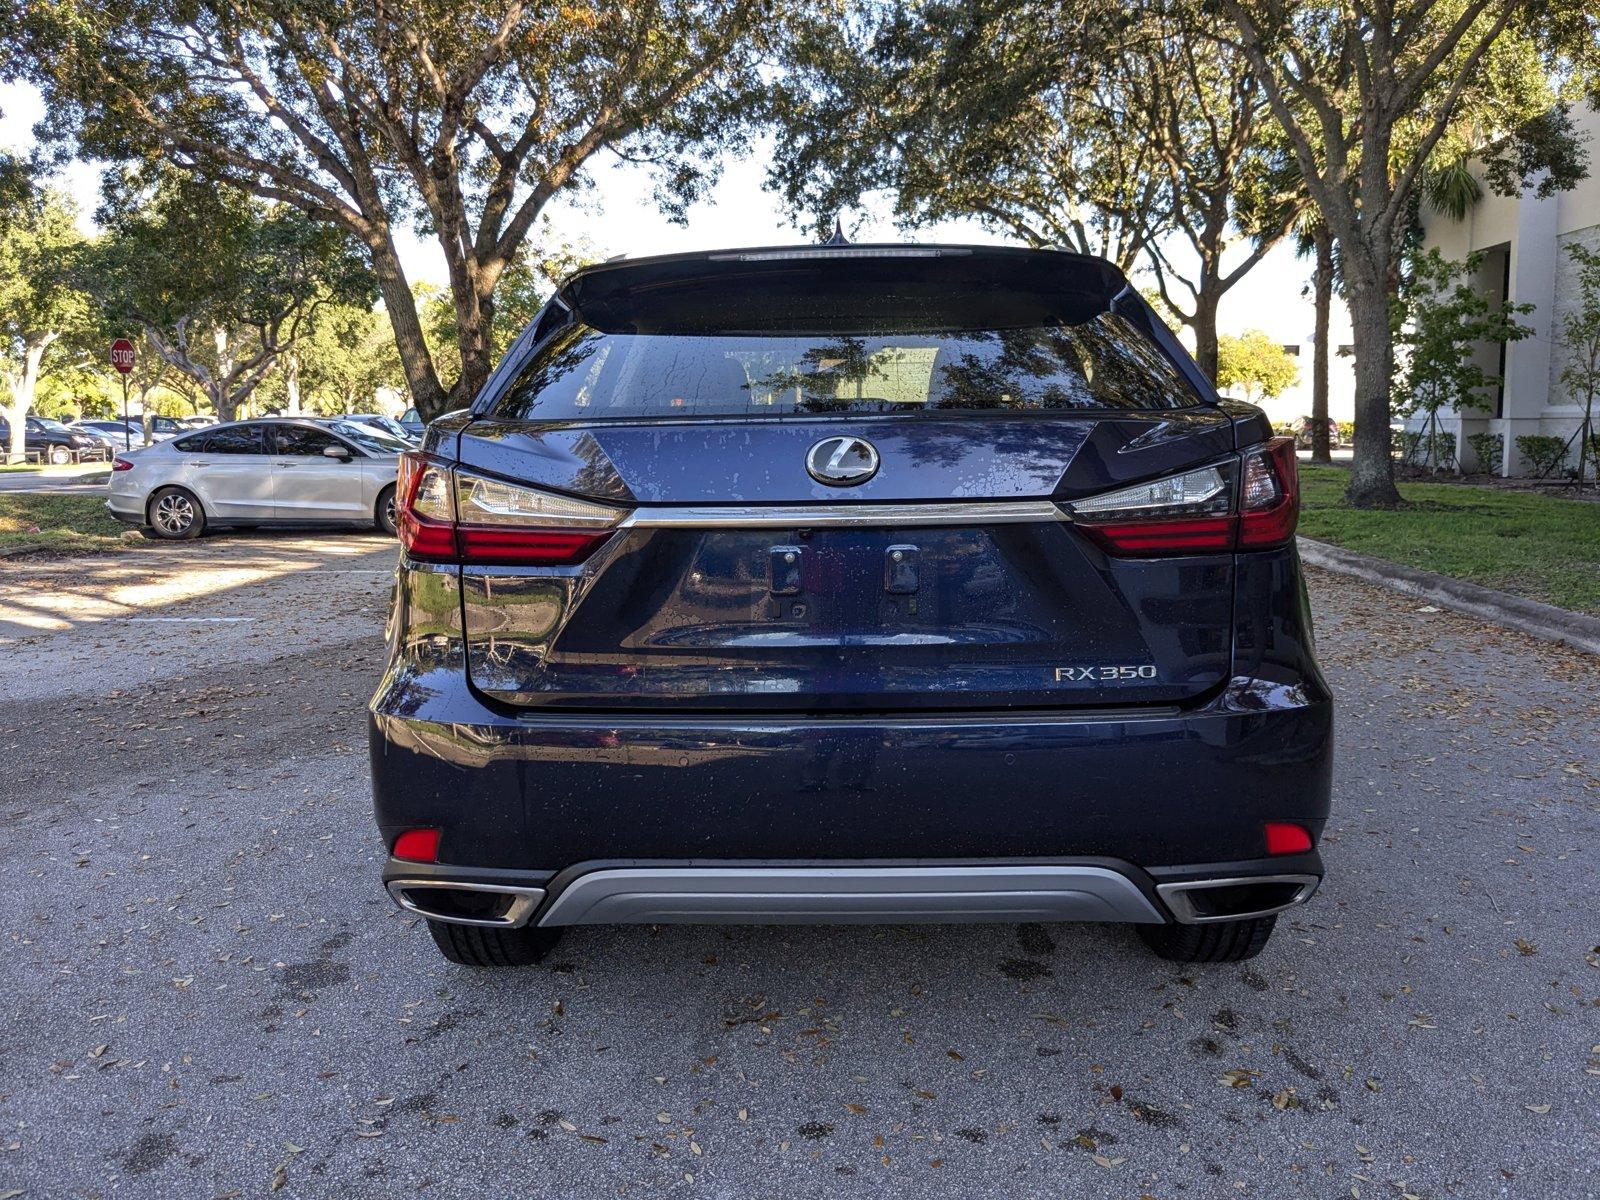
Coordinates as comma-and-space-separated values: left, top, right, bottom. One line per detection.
146, 486, 206, 540
49, 444, 72, 465
375, 483, 398, 537
426, 920, 561, 967
1137, 915, 1277, 963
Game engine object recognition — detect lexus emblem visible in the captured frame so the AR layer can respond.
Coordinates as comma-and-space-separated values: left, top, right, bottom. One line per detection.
806, 436, 880, 486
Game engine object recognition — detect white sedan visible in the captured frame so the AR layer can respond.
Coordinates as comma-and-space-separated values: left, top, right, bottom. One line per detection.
106, 417, 408, 539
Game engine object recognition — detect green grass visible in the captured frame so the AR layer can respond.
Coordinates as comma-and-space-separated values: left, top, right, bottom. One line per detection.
1298, 465, 1600, 614
0, 494, 133, 556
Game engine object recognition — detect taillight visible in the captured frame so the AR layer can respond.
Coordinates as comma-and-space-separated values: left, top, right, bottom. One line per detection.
112, 457, 134, 472
396, 451, 626, 566
396, 453, 457, 559
1067, 463, 1236, 555
1237, 437, 1299, 549
1066, 437, 1299, 556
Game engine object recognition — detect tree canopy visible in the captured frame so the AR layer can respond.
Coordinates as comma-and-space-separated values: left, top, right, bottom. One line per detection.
768, 1, 1304, 375
17, 0, 784, 417
0, 175, 91, 461
93, 169, 376, 421
1220, 0, 1594, 504
1217, 330, 1301, 404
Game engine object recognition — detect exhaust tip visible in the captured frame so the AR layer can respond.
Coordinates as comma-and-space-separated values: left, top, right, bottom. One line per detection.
1156, 874, 1318, 924
385, 879, 545, 928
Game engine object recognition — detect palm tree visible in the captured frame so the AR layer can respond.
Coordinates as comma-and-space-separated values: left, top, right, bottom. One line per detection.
1293, 213, 1340, 465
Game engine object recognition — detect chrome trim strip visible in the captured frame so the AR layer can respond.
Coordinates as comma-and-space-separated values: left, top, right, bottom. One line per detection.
535, 865, 1164, 926
1155, 874, 1319, 925
623, 499, 1066, 529
385, 879, 546, 928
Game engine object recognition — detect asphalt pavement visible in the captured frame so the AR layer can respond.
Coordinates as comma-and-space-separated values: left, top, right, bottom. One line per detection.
0, 465, 115, 495
1, 535, 1595, 1199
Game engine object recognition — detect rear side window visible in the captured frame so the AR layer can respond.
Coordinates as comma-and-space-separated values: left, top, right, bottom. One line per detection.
271, 424, 346, 456
182, 425, 264, 454
493, 311, 1200, 421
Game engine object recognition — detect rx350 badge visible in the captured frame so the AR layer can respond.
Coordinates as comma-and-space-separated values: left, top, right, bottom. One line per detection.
1054, 664, 1158, 682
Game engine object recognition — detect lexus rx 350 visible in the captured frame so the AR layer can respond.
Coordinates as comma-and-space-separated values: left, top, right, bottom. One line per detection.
370, 245, 1332, 967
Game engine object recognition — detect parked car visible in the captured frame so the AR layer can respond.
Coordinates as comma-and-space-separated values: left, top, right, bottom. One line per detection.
320, 412, 417, 444
370, 243, 1332, 969
105, 417, 406, 539
397, 406, 425, 438
1293, 416, 1341, 449
68, 421, 135, 453
135, 414, 186, 440
0, 416, 109, 463
73, 417, 184, 445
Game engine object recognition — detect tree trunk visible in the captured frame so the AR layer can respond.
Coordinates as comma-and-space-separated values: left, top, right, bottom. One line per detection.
1310, 226, 1333, 464
1344, 277, 1403, 508
213, 328, 239, 423
4, 340, 49, 463
442, 261, 495, 415
284, 351, 302, 414
1191, 292, 1220, 383
5, 398, 28, 464
362, 229, 450, 420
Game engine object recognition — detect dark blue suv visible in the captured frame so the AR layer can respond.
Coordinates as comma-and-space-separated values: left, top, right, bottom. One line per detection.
370, 245, 1331, 967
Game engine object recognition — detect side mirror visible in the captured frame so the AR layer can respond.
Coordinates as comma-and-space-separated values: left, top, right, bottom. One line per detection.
323, 444, 353, 460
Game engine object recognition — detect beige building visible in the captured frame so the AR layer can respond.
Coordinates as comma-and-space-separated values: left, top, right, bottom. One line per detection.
1413, 103, 1600, 475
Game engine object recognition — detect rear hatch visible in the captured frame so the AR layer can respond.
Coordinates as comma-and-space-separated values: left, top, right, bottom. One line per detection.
432, 246, 1246, 711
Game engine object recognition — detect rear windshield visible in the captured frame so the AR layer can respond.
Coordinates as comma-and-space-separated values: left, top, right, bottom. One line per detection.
492, 311, 1200, 421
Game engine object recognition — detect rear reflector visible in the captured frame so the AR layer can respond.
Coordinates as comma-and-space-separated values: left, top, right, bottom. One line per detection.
397, 452, 626, 566
392, 828, 441, 862
1264, 822, 1313, 856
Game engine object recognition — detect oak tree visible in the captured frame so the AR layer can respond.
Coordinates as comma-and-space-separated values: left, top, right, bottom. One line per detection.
0, 176, 91, 463
1219, 0, 1594, 504
93, 169, 375, 421
18, 0, 780, 417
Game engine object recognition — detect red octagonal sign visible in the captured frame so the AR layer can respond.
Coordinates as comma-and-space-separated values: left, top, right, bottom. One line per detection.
109, 338, 136, 374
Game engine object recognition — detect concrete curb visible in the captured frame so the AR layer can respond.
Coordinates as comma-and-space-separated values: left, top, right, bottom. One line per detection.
1298, 537, 1600, 658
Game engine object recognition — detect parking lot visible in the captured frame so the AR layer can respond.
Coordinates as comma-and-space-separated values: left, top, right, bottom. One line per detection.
1, 534, 1596, 1199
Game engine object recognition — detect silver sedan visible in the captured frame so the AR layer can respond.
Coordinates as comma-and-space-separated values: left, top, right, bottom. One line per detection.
106, 417, 407, 539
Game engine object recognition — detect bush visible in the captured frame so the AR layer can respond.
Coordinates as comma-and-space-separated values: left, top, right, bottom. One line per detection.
1400, 429, 1456, 468
1426, 431, 1457, 469
1337, 421, 1355, 444
1466, 432, 1503, 476
1396, 429, 1422, 461
1515, 434, 1568, 477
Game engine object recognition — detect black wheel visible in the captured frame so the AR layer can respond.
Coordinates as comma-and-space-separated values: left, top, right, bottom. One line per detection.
375, 483, 398, 537
49, 444, 72, 465
426, 920, 561, 967
146, 486, 206, 540
1137, 916, 1277, 963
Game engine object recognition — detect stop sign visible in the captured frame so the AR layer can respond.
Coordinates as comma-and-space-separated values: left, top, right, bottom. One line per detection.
109, 338, 136, 374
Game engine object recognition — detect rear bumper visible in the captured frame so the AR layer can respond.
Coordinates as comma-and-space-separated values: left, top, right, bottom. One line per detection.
382, 856, 1323, 929
370, 668, 1332, 890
